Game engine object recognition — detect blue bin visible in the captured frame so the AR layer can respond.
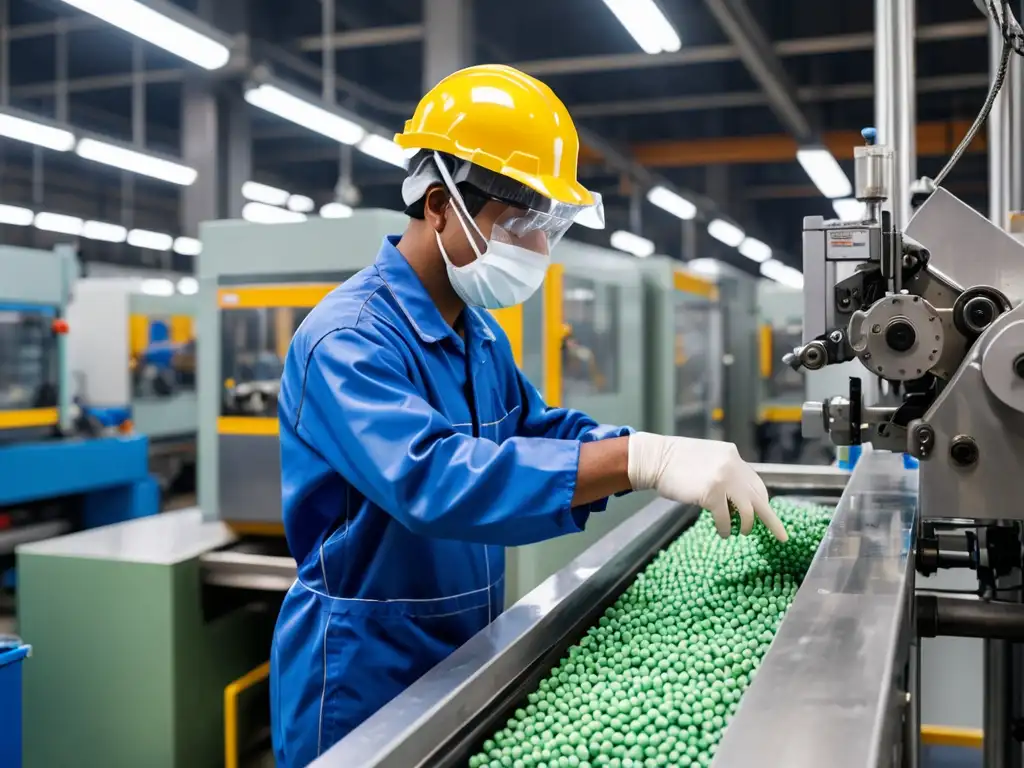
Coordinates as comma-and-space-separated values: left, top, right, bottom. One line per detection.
0, 638, 30, 768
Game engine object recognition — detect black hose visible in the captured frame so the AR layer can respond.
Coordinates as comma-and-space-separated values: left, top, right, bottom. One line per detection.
918, 595, 1024, 641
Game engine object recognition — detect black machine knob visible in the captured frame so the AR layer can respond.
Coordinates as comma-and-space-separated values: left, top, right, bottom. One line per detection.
885, 319, 917, 353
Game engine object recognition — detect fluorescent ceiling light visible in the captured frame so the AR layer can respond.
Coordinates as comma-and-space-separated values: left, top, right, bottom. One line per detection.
176, 277, 199, 295
76, 138, 197, 186
0, 204, 35, 226
57, 0, 230, 70
242, 181, 290, 207
358, 134, 409, 168
760, 259, 805, 290
287, 194, 315, 213
245, 83, 366, 146
140, 278, 175, 297
320, 202, 353, 219
173, 236, 202, 256
707, 218, 745, 247
34, 212, 83, 236
738, 237, 772, 263
82, 220, 128, 243
128, 228, 173, 250
646, 185, 696, 220
796, 147, 852, 199
601, 0, 681, 54
0, 111, 75, 152
610, 230, 656, 258
687, 258, 723, 278
833, 198, 867, 222
243, 202, 307, 225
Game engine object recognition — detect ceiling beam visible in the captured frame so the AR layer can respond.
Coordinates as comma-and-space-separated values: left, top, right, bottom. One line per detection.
570, 73, 990, 118
701, 0, 812, 141
514, 19, 986, 77
743, 180, 987, 200
295, 23, 424, 51
622, 120, 981, 168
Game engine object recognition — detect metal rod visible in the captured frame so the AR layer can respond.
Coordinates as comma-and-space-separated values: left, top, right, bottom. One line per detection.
990, 16, 1012, 227
917, 595, 1024, 640
131, 40, 146, 147
893, 0, 916, 229
321, 0, 335, 103
985, 638, 1013, 767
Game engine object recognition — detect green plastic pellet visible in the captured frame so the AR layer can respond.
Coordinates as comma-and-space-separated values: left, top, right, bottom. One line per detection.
467, 499, 832, 768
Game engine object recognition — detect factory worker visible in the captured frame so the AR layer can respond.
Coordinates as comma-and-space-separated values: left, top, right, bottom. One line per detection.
270, 63, 786, 767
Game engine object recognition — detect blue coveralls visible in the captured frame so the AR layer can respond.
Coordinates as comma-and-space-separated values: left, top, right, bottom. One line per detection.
270, 236, 630, 767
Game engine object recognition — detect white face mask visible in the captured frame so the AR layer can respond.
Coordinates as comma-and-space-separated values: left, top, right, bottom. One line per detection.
436, 226, 550, 310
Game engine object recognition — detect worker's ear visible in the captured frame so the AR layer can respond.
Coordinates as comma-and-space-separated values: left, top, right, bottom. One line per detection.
424, 185, 449, 233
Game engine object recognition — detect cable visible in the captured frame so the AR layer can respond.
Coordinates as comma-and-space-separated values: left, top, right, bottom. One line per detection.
933, 0, 1021, 188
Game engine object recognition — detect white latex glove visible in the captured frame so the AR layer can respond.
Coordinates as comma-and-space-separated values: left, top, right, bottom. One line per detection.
627, 432, 788, 542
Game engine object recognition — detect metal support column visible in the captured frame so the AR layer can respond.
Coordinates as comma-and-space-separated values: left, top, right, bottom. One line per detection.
875, 0, 915, 230
423, 0, 473, 90
990, 17, 1012, 228
181, 0, 251, 238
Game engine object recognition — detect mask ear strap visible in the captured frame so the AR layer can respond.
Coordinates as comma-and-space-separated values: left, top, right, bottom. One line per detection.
433, 152, 487, 258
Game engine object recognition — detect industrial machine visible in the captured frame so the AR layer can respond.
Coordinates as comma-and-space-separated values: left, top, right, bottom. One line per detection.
67, 277, 198, 490
0, 246, 158, 578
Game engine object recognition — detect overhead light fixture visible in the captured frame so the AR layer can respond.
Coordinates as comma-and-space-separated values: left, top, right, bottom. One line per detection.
34, 212, 83, 236
243, 202, 307, 225
760, 259, 805, 290
610, 230, 656, 258
140, 278, 175, 297
173, 236, 202, 256
833, 198, 867, 222
738, 237, 772, 263
647, 185, 697, 220
242, 181, 290, 207
76, 138, 197, 186
0, 203, 35, 226
287, 194, 315, 213
320, 202, 353, 219
358, 134, 409, 168
176, 277, 199, 295
244, 83, 366, 146
796, 147, 852, 199
601, 0, 680, 54
707, 218, 745, 248
128, 228, 173, 250
0, 109, 75, 152
82, 220, 128, 243
56, 0, 231, 70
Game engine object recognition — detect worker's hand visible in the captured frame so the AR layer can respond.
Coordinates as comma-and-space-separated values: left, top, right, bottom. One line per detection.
627, 432, 788, 542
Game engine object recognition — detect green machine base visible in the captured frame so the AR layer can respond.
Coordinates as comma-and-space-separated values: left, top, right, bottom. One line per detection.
17, 511, 273, 768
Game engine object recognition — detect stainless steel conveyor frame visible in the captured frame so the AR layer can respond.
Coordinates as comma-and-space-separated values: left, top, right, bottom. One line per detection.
313, 459, 909, 768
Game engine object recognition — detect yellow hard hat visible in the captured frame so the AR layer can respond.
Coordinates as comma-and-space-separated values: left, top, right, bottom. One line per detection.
394, 64, 594, 208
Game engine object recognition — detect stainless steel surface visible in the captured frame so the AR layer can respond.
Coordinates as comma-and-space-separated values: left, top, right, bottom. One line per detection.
893, 0, 916, 230
848, 294, 943, 380
315, 497, 697, 768
915, 303, 1024, 521
751, 462, 850, 493
906, 188, 1024, 302
855, 144, 892, 201
199, 549, 296, 591
713, 451, 917, 768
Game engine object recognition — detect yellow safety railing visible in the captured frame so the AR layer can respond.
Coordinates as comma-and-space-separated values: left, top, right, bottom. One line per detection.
920, 725, 982, 749
224, 660, 271, 768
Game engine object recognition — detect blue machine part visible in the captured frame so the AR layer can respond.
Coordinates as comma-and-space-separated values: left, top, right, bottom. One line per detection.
837, 444, 863, 471
0, 303, 56, 316
0, 435, 159, 511
80, 405, 132, 429
138, 340, 184, 370
0, 640, 30, 768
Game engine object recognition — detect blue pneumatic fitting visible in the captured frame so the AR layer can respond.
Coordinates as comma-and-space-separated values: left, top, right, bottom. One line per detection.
837, 444, 863, 471
903, 453, 920, 470
861, 127, 877, 145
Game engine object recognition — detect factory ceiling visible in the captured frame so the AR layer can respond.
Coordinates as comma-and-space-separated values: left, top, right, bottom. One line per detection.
0, 0, 993, 273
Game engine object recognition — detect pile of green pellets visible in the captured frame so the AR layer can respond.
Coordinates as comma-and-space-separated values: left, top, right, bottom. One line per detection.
469, 498, 833, 768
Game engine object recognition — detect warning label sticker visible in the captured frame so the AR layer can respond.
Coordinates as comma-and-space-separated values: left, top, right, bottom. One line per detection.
826, 228, 870, 260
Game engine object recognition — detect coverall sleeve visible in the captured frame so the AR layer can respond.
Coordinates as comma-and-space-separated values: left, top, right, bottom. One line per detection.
296, 325, 594, 546
514, 366, 633, 444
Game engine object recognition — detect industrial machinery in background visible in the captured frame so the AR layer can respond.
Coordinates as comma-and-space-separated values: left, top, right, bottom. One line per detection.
0, 246, 158, 586
66, 278, 198, 491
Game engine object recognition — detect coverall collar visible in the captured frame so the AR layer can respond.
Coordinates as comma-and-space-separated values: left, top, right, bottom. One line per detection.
376, 235, 495, 347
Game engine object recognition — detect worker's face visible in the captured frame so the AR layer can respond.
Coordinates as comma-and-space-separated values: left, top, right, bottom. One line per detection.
424, 186, 549, 267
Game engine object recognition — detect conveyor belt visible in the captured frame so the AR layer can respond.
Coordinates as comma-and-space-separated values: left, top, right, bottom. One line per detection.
315, 457, 916, 768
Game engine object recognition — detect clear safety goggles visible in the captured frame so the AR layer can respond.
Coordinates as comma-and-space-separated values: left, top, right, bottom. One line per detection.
432, 152, 603, 256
